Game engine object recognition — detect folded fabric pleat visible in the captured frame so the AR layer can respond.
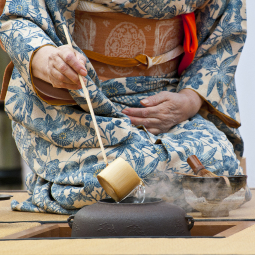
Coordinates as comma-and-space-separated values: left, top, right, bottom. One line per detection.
178, 13, 198, 76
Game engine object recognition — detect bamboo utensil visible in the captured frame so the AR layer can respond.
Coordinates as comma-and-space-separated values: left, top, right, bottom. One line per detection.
177, 155, 230, 189
187, 155, 218, 177
63, 25, 108, 166
97, 157, 143, 202
174, 172, 198, 177
63, 25, 143, 202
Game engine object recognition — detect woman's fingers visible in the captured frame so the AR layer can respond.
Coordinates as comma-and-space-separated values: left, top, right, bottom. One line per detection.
48, 58, 79, 89
125, 90, 203, 135
31, 45, 88, 90
48, 71, 81, 90
146, 128, 161, 135
60, 46, 87, 76
140, 91, 169, 107
122, 106, 158, 118
124, 107, 175, 134
122, 91, 193, 134
126, 115, 161, 127
47, 46, 87, 89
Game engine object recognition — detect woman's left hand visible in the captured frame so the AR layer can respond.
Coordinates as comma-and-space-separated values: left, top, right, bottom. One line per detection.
122, 89, 203, 135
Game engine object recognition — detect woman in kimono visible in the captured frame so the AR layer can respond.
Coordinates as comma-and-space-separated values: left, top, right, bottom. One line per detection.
0, 0, 248, 214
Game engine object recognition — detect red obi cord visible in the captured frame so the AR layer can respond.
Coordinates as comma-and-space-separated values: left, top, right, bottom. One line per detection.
178, 12, 198, 76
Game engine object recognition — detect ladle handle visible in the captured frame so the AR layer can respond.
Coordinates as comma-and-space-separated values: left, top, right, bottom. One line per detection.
63, 25, 108, 166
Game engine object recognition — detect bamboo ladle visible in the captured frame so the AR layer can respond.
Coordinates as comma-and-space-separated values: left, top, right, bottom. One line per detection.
63, 25, 142, 202
63, 25, 108, 166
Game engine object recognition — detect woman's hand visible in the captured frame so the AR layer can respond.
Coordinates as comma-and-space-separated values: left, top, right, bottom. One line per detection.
122, 89, 203, 135
31, 45, 87, 90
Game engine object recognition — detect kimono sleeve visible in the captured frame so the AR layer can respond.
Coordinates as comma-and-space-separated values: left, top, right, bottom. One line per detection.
177, 0, 246, 128
0, 0, 59, 96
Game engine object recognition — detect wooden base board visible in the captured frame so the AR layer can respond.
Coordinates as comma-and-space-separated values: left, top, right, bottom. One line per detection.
190, 221, 255, 237
2, 221, 255, 239
2, 224, 71, 239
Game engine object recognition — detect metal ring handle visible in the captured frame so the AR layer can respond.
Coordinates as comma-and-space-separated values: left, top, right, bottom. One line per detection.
185, 215, 195, 231
67, 215, 75, 229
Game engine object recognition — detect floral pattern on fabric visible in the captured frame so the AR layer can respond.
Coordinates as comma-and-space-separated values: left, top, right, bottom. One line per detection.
0, 0, 246, 214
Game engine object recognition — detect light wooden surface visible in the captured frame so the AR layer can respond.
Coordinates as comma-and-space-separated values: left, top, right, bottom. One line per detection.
0, 222, 41, 238
2, 223, 71, 239
0, 191, 68, 222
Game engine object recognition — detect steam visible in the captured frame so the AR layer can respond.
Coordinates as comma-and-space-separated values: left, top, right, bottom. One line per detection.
143, 178, 192, 211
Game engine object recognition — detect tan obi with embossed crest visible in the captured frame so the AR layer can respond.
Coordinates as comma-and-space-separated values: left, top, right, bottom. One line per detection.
73, 7, 184, 81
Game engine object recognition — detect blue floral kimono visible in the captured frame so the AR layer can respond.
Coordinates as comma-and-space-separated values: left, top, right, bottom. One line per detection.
0, 0, 247, 214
